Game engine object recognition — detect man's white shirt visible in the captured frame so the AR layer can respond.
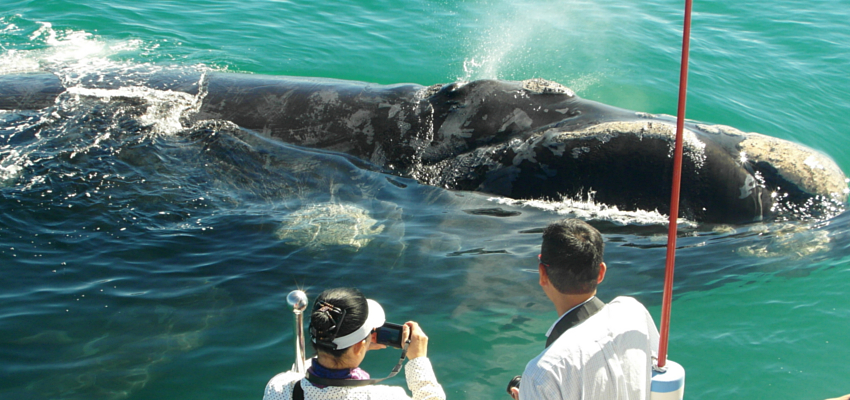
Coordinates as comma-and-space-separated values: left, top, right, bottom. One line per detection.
520, 296, 660, 400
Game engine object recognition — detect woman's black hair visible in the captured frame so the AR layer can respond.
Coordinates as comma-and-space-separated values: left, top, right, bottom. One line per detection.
309, 287, 369, 358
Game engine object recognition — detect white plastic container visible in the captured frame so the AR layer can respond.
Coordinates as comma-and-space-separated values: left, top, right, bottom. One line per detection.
651, 359, 685, 400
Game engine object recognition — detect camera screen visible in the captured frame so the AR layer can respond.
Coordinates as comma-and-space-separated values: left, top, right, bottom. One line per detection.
376, 322, 403, 348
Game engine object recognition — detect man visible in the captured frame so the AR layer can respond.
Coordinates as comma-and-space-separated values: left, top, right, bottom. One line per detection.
509, 218, 659, 400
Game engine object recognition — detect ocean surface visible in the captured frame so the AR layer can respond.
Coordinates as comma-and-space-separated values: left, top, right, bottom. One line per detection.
1, 1, 849, 399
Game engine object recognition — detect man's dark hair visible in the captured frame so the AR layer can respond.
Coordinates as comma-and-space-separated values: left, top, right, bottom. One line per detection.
540, 219, 604, 294
309, 287, 368, 357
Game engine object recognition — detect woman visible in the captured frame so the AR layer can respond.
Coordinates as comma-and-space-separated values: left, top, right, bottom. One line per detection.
263, 287, 445, 400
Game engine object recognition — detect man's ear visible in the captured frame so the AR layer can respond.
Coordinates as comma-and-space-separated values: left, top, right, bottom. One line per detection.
538, 263, 549, 287
597, 262, 607, 284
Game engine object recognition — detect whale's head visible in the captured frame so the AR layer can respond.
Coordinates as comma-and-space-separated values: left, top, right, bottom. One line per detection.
418, 114, 847, 224
695, 123, 849, 220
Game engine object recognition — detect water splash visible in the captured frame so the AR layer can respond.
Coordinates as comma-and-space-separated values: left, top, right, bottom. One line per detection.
0, 147, 29, 185
490, 192, 692, 227
457, 0, 618, 84
63, 80, 206, 136
0, 19, 144, 75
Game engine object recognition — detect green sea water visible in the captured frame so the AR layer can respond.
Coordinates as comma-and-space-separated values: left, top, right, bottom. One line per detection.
1, 1, 849, 400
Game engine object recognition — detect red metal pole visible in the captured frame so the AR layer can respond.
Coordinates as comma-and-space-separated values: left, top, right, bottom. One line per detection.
657, 0, 694, 369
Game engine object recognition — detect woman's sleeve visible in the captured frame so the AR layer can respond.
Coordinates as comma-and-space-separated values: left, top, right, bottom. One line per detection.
404, 357, 446, 400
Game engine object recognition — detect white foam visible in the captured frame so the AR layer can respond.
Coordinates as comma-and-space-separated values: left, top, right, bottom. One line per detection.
0, 149, 30, 186
65, 82, 205, 136
489, 194, 695, 227
0, 21, 145, 76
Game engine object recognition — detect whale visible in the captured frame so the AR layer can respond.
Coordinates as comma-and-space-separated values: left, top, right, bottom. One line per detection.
0, 70, 846, 224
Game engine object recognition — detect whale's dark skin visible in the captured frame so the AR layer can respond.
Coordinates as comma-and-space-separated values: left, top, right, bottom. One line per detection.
1, 71, 846, 224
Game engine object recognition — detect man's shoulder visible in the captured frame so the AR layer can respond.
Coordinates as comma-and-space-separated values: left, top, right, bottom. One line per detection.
604, 296, 651, 315
607, 295, 643, 307
544, 296, 653, 349
528, 324, 600, 371
600, 296, 655, 330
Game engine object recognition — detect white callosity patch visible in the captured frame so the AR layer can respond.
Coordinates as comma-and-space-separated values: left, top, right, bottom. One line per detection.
737, 130, 848, 201
521, 78, 575, 97
693, 123, 747, 138
534, 120, 708, 168
696, 123, 848, 201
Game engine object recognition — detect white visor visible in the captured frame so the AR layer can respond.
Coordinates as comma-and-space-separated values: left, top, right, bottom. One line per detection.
331, 299, 386, 350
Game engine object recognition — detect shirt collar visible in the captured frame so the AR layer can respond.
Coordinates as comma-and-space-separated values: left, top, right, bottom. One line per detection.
545, 296, 596, 337
308, 358, 371, 380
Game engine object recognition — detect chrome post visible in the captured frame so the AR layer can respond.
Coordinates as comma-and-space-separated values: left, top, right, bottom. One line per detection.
287, 290, 309, 374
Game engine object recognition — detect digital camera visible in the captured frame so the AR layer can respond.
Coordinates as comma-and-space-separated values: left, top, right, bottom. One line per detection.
375, 322, 404, 348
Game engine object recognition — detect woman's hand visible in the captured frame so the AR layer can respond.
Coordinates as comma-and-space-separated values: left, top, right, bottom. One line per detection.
402, 321, 428, 360
368, 340, 387, 351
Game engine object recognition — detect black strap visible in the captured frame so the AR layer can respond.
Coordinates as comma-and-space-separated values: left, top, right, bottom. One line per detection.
306, 371, 384, 387
292, 380, 304, 400
304, 340, 410, 387
545, 297, 606, 348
